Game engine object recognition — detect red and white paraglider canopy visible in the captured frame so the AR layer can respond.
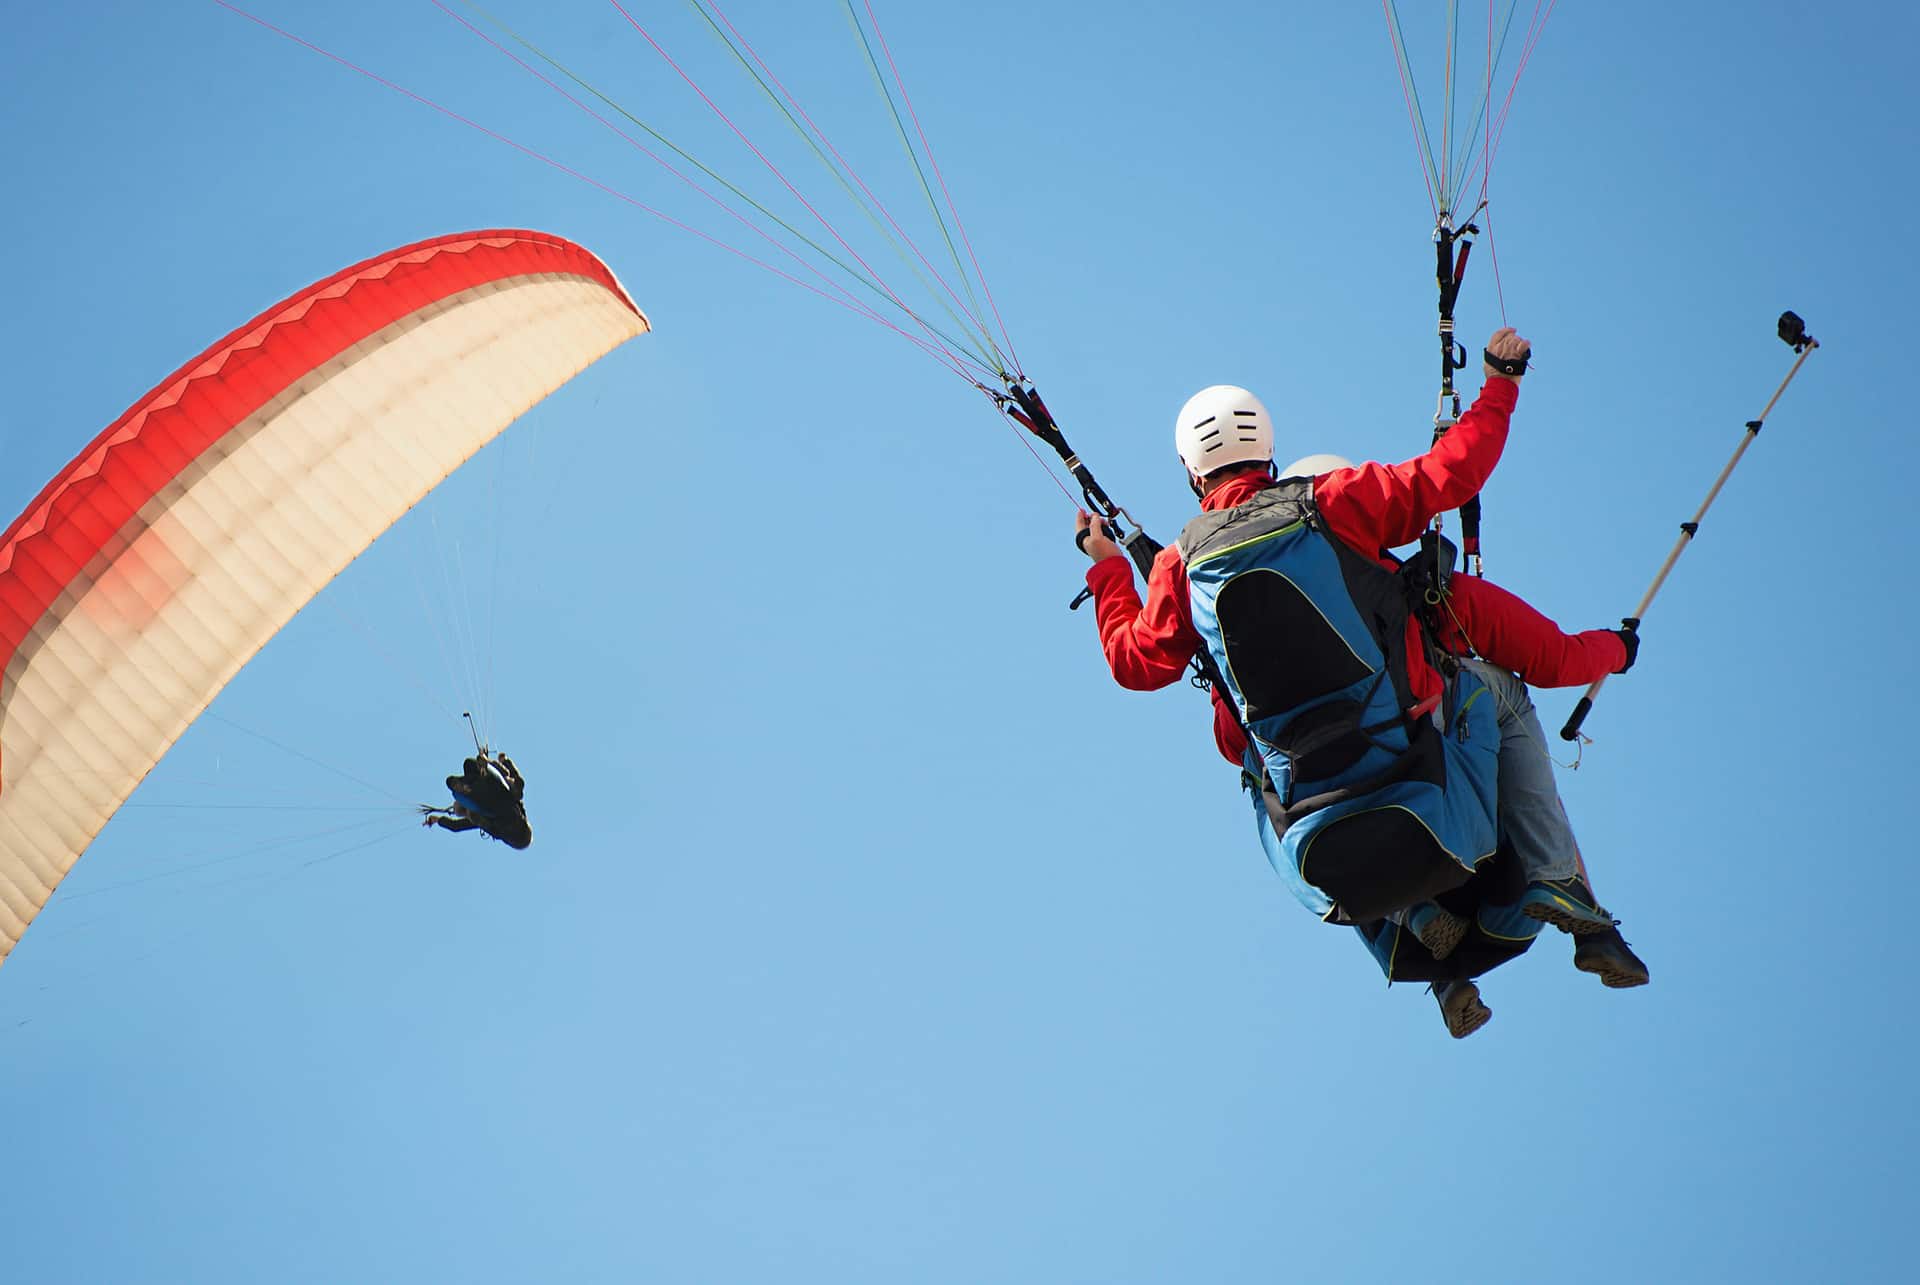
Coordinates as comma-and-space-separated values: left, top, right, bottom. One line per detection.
0, 229, 648, 965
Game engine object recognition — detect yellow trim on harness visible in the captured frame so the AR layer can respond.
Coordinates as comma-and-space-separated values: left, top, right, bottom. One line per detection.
1296, 802, 1496, 882
1476, 917, 1541, 944
1183, 519, 1307, 571
1451, 683, 1490, 735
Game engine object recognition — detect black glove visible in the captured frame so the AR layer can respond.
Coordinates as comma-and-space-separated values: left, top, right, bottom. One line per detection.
1613, 617, 1641, 673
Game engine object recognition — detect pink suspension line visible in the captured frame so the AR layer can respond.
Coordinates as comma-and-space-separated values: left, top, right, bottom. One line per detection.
1382, 0, 1442, 219
426, 0, 925, 364
858, 0, 1024, 378
604, 0, 957, 371
213, 0, 974, 384
700, 0, 1000, 370
1482, 0, 1557, 190
1473, 0, 1556, 326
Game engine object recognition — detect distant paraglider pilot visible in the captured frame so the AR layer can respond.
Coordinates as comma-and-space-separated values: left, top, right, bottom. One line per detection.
422, 751, 532, 849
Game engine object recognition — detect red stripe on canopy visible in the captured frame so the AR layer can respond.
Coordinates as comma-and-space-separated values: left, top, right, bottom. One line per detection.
0, 230, 638, 673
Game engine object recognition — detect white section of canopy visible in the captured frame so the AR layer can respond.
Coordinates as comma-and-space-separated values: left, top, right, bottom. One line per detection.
0, 276, 646, 964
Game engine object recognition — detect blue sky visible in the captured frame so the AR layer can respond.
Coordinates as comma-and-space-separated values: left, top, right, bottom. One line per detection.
1, 3, 1913, 1281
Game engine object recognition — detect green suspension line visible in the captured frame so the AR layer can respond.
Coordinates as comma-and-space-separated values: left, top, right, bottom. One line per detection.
839, 0, 994, 358
684, 0, 1008, 376
457, 0, 1002, 377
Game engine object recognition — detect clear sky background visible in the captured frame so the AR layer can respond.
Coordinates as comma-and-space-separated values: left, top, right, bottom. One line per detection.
1, 3, 1913, 1282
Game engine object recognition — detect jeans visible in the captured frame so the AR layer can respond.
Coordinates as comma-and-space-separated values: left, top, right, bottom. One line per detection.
1461, 658, 1581, 884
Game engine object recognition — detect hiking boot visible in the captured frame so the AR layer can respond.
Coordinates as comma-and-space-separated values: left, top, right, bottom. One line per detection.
1518, 874, 1615, 935
1407, 903, 1469, 961
1574, 927, 1650, 988
1434, 979, 1492, 1039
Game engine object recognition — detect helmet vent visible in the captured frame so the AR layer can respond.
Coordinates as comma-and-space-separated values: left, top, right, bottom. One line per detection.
1175, 385, 1271, 474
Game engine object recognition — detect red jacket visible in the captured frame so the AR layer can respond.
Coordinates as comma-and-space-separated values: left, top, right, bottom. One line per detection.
1433, 575, 1628, 687
1207, 571, 1628, 763
1086, 376, 1520, 708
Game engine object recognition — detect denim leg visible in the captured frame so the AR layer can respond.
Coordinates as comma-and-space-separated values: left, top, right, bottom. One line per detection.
1462, 658, 1580, 883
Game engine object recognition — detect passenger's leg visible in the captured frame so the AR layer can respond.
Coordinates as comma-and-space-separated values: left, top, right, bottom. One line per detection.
1461, 660, 1613, 933
1462, 661, 1650, 986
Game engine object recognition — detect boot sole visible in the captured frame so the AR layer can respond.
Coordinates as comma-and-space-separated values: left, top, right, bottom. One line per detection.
1521, 899, 1615, 936
1415, 911, 1469, 961
1438, 983, 1493, 1039
1575, 953, 1651, 988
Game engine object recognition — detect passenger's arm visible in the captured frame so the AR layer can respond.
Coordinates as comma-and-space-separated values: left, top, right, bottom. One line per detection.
1447, 575, 1628, 687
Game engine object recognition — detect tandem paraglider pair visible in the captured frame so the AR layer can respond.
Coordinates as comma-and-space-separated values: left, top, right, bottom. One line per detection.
1043, 312, 1820, 1039
1069, 326, 1643, 1039
422, 749, 533, 851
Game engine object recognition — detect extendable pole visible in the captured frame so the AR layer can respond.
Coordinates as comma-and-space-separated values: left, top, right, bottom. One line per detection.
1560, 313, 1820, 740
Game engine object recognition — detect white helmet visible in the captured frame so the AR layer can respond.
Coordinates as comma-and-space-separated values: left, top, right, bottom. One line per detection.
1279, 453, 1354, 479
1175, 385, 1273, 477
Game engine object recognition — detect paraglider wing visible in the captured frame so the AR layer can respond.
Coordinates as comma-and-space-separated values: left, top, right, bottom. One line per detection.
0, 229, 648, 966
